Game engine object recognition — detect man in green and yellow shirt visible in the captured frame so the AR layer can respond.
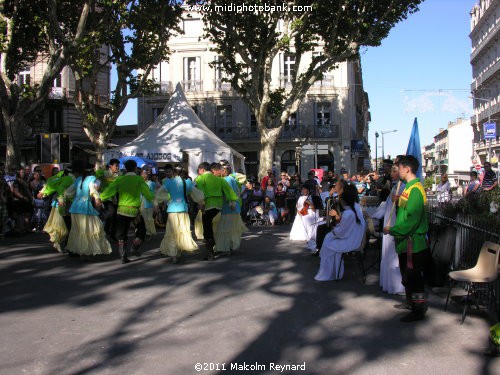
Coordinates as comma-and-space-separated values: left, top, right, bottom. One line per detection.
384, 155, 431, 323
195, 162, 238, 260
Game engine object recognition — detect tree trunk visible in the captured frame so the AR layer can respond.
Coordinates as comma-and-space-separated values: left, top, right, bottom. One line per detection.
258, 127, 280, 180
4, 116, 24, 168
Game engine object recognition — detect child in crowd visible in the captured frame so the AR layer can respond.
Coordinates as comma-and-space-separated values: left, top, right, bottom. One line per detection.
275, 182, 288, 224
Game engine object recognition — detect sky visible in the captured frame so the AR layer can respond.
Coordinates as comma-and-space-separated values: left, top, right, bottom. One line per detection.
117, 0, 478, 161
361, 0, 477, 160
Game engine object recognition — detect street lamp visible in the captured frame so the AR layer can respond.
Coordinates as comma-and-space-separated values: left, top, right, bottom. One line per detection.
375, 132, 379, 171
381, 129, 398, 160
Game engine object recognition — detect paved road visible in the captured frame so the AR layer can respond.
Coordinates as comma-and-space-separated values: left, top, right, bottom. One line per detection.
0, 226, 498, 375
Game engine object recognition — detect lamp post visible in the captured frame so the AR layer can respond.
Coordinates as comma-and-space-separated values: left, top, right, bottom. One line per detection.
381, 129, 398, 160
375, 132, 379, 171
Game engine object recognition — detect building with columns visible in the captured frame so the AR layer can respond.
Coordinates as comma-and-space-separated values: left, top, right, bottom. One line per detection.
138, 11, 371, 178
470, 0, 500, 167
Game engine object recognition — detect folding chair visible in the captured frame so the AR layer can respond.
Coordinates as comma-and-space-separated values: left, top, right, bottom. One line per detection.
338, 231, 368, 283
444, 241, 500, 324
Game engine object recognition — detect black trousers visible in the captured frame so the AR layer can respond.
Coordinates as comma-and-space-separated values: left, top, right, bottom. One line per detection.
315, 224, 332, 251
398, 248, 433, 297
103, 201, 117, 237
202, 208, 220, 242
115, 214, 146, 243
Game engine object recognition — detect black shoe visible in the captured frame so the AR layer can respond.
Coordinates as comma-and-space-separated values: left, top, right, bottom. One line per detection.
394, 302, 412, 310
311, 250, 320, 257
67, 251, 80, 258
400, 310, 426, 323
121, 257, 130, 264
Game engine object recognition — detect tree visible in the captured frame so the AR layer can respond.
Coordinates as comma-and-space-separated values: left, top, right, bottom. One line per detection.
196, 0, 423, 178
0, 0, 92, 167
69, 0, 182, 167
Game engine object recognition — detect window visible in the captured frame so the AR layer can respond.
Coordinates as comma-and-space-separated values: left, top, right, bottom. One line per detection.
285, 113, 297, 130
283, 53, 295, 80
316, 102, 331, 126
152, 108, 162, 120
216, 105, 232, 132
214, 55, 230, 91
18, 70, 30, 87
48, 109, 63, 132
250, 114, 257, 133
53, 73, 62, 88
183, 57, 201, 91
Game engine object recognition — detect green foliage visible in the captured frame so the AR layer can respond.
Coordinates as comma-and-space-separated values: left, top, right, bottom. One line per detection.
423, 177, 434, 190
438, 189, 500, 229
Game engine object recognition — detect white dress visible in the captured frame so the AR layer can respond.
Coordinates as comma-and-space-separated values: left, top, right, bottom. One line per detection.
289, 196, 319, 241
378, 183, 405, 294
314, 203, 366, 281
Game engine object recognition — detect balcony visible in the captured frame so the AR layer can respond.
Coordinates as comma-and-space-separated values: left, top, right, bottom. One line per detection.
48, 87, 66, 100
156, 81, 173, 95
213, 79, 233, 92
212, 126, 259, 140
280, 124, 340, 139
181, 80, 203, 92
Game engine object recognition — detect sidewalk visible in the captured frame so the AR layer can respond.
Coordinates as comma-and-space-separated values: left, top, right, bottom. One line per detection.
0, 226, 498, 375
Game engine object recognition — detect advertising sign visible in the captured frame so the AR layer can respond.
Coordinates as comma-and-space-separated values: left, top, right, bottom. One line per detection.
484, 122, 496, 140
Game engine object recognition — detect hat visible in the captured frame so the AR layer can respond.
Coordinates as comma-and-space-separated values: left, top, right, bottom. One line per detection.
340, 168, 348, 174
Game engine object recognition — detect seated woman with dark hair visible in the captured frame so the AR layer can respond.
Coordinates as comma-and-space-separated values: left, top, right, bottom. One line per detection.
314, 183, 366, 281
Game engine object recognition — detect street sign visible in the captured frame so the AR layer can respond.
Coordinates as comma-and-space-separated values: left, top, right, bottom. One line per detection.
484, 122, 496, 140
302, 144, 315, 150
302, 149, 315, 155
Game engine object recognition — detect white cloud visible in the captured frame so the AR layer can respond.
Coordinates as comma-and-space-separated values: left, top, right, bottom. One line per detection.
402, 91, 471, 116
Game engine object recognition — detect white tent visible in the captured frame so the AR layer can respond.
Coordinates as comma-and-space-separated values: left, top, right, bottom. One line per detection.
105, 83, 245, 178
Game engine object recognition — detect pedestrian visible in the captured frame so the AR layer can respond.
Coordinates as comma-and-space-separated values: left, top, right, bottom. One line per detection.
383, 155, 432, 323
100, 159, 154, 263
480, 162, 498, 191
464, 171, 480, 197
62, 161, 112, 258
436, 174, 451, 203
98, 158, 121, 241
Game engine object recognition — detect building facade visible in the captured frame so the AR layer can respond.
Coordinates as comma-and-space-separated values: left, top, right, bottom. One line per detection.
422, 117, 474, 185
0, 47, 111, 165
470, 0, 500, 167
138, 12, 371, 178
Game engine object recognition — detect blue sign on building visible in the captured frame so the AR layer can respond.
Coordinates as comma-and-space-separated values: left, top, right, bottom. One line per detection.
484, 122, 496, 140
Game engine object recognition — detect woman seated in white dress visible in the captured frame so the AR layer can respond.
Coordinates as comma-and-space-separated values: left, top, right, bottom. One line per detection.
314, 183, 366, 281
289, 185, 320, 242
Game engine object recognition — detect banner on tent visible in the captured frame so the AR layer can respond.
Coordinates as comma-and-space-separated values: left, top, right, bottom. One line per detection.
116, 150, 182, 162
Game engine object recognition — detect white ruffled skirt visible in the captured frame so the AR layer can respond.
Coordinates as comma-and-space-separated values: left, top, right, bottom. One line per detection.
43, 207, 68, 251
66, 214, 112, 255
214, 213, 247, 253
160, 212, 198, 257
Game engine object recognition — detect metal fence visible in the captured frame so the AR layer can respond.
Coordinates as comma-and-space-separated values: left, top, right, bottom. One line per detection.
427, 199, 500, 318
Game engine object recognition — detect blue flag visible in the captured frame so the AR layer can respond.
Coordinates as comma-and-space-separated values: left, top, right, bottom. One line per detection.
406, 117, 422, 180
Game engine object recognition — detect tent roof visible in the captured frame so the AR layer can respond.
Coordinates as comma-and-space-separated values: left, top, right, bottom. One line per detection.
112, 83, 244, 161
